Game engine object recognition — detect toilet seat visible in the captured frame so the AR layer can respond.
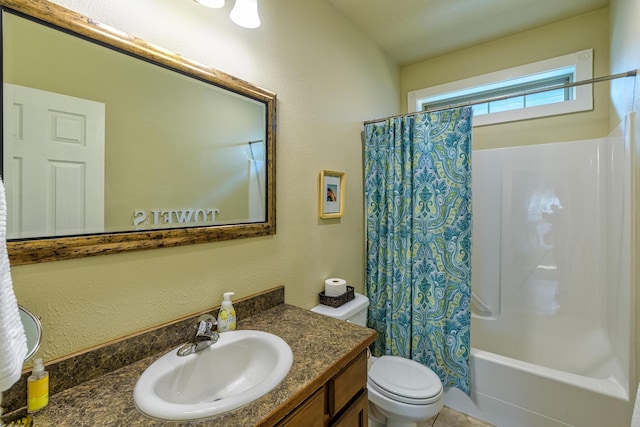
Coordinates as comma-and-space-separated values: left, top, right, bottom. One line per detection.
368, 356, 443, 405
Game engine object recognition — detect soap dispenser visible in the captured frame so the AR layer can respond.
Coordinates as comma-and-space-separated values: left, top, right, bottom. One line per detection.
217, 292, 236, 332
27, 358, 48, 413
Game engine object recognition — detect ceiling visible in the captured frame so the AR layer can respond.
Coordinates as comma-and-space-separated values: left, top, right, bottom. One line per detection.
327, 0, 609, 66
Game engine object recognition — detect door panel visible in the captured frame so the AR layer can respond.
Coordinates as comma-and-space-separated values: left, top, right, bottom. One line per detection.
3, 84, 105, 238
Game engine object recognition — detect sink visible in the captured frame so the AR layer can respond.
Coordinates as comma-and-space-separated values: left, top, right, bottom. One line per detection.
133, 330, 293, 421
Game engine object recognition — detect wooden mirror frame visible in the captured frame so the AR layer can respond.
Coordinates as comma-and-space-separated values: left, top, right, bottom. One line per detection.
1, 0, 276, 265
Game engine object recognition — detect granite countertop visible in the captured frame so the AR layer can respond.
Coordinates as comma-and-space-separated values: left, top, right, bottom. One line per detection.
26, 304, 376, 426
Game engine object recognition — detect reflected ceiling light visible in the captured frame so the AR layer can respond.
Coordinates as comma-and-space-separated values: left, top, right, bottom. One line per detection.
193, 0, 225, 8
230, 0, 260, 29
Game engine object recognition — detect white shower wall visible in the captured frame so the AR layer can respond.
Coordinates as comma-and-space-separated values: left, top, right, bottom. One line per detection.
451, 114, 635, 426
472, 131, 631, 385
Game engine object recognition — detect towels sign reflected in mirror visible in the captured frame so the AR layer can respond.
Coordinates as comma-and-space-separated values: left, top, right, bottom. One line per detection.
0, 0, 276, 265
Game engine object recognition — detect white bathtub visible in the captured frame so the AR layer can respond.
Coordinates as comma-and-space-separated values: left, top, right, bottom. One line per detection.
447, 116, 635, 427
444, 347, 631, 427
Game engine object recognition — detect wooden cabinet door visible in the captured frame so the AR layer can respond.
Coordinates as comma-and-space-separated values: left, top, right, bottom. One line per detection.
330, 351, 367, 416
277, 387, 326, 427
332, 389, 368, 427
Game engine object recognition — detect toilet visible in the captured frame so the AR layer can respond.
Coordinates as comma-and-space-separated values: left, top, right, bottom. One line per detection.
311, 293, 444, 427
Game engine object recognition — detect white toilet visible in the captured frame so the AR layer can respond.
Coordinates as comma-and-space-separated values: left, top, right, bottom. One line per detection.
312, 293, 444, 427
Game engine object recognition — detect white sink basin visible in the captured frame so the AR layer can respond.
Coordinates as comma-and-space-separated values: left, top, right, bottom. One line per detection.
133, 330, 293, 421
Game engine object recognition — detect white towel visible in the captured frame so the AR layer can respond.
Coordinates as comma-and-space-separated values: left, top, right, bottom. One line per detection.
0, 177, 26, 391
632, 382, 640, 427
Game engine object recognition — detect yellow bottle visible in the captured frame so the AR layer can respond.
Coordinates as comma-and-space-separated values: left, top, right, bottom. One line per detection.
27, 358, 49, 413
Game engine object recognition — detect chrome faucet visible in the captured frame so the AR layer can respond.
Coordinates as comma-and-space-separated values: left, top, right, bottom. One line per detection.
177, 315, 219, 357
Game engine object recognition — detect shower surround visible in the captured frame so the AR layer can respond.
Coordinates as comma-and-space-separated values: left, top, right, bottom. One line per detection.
445, 114, 636, 427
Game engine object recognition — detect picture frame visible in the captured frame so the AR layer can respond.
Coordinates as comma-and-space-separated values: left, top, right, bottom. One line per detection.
319, 170, 345, 218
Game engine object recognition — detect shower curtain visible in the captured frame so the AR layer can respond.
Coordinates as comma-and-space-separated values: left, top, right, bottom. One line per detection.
363, 107, 472, 393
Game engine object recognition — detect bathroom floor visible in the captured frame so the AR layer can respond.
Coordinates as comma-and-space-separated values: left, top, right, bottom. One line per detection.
420, 407, 495, 427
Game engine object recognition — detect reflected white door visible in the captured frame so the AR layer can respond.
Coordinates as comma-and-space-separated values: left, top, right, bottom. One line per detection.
3, 84, 105, 239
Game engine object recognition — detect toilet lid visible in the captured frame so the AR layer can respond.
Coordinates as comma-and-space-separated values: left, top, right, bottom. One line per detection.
368, 356, 443, 405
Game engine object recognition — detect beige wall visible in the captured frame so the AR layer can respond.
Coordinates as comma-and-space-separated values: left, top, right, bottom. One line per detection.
400, 8, 610, 150
610, 0, 640, 126
610, 0, 640, 384
12, 0, 399, 363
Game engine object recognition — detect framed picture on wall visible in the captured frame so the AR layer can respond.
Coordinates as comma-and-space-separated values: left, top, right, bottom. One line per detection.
319, 170, 345, 218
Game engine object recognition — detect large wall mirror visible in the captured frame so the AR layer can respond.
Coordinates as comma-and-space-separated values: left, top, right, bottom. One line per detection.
1, 0, 276, 265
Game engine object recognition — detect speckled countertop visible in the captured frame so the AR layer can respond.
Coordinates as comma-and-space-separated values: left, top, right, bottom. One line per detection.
25, 304, 376, 426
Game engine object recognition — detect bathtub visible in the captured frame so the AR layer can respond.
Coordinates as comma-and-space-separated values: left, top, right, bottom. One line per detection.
445, 115, 635, 427
444, 347, 631, 427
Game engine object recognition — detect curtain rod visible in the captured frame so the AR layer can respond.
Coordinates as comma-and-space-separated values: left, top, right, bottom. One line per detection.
364, 69, 638, 125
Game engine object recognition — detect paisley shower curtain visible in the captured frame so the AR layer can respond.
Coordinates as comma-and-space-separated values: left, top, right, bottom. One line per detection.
363, 107, 472, 393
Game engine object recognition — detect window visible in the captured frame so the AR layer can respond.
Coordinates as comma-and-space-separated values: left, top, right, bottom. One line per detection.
408, 49, 593, 126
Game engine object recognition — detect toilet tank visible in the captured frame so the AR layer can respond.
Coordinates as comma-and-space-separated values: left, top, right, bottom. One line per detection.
311, 293, 369, 326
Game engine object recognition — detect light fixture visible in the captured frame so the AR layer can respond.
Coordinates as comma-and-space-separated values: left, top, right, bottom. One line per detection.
193, 0, 225, 9
230, 0, 260, 29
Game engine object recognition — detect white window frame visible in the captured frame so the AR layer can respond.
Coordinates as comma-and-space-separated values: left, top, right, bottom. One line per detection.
407, 49, 593, 127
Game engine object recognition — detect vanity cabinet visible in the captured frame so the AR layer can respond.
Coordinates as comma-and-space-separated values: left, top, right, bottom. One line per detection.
277, 350, 368, 427
7, 303, 377, 426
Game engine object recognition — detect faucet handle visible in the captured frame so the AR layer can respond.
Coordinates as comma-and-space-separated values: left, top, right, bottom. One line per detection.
176, 313, 219, 356
195, 314, 216, 332
194, 315, 218, 342
196, 319, 214, 335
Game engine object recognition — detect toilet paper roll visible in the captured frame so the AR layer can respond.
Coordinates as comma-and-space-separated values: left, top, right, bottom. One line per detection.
325, 278, 347, 297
